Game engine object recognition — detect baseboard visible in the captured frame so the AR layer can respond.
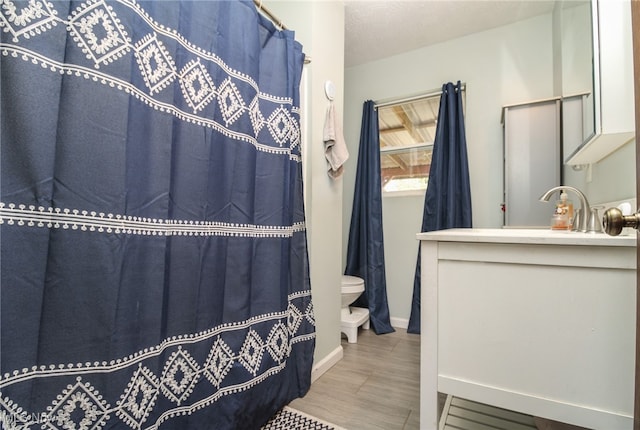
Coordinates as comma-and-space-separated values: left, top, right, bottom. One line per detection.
390, 317, 409, 329
311, 345, 343, 383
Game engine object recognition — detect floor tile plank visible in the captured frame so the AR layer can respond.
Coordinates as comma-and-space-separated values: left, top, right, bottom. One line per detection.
290, 328, 420, 430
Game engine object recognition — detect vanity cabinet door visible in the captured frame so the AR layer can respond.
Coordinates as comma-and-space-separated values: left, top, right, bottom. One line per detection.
503, 99, 561, 227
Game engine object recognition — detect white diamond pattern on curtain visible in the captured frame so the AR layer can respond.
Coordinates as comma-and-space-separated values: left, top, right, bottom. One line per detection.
218, 77, 246, 126
134, 33, 176, 95
68, 0, 131, 67
239, 329, 266, 377
48, 378, 112, 430
160, 348, 201, 405
179, 59, 217, 113
203, 337, 235, 389
0, 0, 59, 39
266, 322, 291, 363
116, 365, 160, 429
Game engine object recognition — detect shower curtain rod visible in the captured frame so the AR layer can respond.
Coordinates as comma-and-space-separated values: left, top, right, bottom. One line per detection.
374, 83, 466, 109
254, 0, 287, 29
253, 0, 311, 64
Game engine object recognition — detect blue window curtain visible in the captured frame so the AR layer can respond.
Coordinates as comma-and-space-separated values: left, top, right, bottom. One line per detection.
345, 100, 395, 335
407, 81, 472, 334
0, 1, 314, 429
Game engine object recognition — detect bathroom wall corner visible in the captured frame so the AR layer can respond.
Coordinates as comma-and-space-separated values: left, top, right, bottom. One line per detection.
266, 1, 346, 374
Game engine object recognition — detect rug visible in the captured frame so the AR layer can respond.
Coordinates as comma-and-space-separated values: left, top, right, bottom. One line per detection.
262, 406, 347, 430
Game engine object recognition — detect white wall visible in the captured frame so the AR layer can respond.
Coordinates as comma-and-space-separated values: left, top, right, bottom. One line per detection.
266, 2, 345, 371
566, 139, 636, 205
343, 14, 555, 323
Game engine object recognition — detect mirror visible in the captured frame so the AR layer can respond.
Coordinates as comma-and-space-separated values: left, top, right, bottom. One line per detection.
560, 0, 635, 166
559, 0, 595, 161
559, 0, 636, 208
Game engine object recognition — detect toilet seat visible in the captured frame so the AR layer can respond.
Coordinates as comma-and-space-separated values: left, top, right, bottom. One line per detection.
341, 275, 364, 294
342, 275, 364, 285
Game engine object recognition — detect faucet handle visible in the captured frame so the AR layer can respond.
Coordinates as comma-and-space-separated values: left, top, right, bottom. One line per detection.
587, 207, 603, 233
572, 208, 582, 232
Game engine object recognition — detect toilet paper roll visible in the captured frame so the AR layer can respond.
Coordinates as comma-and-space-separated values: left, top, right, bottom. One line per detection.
617, 202, 633, 235
618, 201, 632, 215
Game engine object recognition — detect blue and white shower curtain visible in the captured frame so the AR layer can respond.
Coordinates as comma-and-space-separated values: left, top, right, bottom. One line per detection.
0, 1, 314, 429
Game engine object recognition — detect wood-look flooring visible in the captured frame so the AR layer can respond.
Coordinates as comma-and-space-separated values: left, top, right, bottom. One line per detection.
289, 327, 421, 430
288, 327, 590, 430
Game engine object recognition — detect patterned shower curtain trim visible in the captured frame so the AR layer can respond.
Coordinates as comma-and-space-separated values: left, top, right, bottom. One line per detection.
0, 1, 303, 159
0, 296, 314, 418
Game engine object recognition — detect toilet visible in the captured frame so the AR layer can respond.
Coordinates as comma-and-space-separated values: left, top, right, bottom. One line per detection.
340, 275, 370, 343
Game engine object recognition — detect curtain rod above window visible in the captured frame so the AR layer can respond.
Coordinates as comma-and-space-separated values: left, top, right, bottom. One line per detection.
253, 0, 311, 64
375, 83, 466, 109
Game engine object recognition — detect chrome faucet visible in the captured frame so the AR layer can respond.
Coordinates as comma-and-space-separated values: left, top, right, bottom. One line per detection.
539, 186, 598, 233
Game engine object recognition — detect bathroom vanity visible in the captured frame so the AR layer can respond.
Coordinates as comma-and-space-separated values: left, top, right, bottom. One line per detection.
417, 229, 636, 429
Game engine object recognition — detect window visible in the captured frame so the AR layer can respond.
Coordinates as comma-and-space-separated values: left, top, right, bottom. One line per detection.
378, 91, 464, 195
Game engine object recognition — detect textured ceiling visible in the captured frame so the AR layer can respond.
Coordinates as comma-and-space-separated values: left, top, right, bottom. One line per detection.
344, 0, 557, 67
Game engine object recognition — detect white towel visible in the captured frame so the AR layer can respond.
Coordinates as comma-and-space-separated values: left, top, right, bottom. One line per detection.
323, 103, 349, 179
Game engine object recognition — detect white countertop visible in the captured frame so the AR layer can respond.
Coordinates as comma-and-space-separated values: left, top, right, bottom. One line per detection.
416, 228, 636, 247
